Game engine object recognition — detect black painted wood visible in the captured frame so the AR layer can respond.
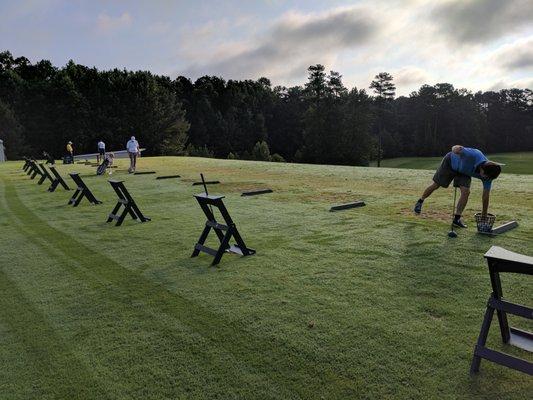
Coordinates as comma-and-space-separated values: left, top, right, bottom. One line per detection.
241, 189, 273, 196
192, 181, 220, 186
191, 193, 255, 266
470, 246, 533, 375
330, 201, 365, 211
37, 163, 54, 185
48, 166, 71, 192
106, 180, 151, 226
68, 173, 102, 206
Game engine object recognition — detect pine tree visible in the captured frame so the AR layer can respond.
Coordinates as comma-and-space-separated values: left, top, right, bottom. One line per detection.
370, 72, 396, 166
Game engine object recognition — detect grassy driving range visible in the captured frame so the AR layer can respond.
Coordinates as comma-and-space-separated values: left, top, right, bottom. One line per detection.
0, 156, 532, 399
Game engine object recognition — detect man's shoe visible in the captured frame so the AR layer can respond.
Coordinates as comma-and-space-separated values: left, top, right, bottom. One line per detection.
453, 219, 468, 228
414, 201, 423, 214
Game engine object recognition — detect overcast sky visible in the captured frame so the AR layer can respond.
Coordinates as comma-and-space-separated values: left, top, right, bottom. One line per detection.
1, 0, 531, 95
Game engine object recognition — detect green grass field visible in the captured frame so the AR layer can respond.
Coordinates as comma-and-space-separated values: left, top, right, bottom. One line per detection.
371, 152, 533, 175
1, 157, 532, 399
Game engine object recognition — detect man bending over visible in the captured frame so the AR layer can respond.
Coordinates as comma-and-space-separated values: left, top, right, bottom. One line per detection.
414, 146, 502, 228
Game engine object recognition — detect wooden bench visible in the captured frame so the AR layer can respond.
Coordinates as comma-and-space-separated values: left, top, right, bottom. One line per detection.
22, 157, 31, 171
68, 173, 102, 206
37, 163, 54, 185
48, 166, 71, 192
28, 160, 42, 179
191, 193, 255, 266
470, 246, 532, 375
106, 180, 150, 226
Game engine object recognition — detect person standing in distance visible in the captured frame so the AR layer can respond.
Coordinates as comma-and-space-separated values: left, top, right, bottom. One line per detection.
97, 139, 106, 164
66, 141, 74, 164
126, 136, 140, 173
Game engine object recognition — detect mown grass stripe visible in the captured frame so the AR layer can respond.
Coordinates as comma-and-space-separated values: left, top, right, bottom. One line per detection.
0, 269, 112, 399
2, 178, 362, 399
1, 179, 293, 399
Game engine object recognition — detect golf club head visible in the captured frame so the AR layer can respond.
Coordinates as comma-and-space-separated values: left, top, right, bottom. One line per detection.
448, 230, 458, 238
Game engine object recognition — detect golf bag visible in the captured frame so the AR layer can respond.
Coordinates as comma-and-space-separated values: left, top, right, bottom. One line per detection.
96, 159, 110, 175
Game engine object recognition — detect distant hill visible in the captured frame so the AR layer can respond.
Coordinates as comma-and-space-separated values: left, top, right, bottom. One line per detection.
370, 152, 533, 174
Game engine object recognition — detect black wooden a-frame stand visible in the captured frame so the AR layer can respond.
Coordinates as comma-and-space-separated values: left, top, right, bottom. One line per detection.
29, 160, 42, 179
37, 163, 54, 185
22, 157, 31, 171
470, 246, 532, 376
25, 159, 35, 175
68, 173, 102, 206
106, 180, 151, 226
48, 166, 71, 192
191, 193, 255, 266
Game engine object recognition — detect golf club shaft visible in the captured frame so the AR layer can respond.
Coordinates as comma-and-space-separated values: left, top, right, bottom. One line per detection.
200, 173, 214, 215
200, 173, 209, 196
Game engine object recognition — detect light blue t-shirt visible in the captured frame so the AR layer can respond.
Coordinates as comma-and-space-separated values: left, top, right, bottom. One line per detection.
450, 147, 492, 190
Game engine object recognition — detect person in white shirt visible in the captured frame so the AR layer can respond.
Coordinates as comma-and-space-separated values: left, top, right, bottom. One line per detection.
126, 136, 140, 173
97, 140, 106, 163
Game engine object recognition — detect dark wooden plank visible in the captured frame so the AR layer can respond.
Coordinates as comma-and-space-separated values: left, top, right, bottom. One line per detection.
156, 175, 181, 180
241, 189, 273, 196
475, 346, 533, 375
133, 171, 156, 175
194, 244, 218, 257
192, 180, 220, 186
329, 201, 365, 212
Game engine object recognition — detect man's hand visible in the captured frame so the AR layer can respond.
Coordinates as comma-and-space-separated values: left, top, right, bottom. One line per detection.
482, 188, 490, 216
452, 145, 464, 154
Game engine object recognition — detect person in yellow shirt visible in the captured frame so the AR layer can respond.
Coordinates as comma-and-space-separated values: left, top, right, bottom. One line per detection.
66, 141, 74, 164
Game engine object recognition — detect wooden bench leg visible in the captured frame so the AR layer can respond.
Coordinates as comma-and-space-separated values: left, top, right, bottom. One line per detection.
470, 302, 495, 374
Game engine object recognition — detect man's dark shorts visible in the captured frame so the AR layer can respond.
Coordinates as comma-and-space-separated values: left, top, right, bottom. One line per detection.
433, 152, 471, 188
98, 149, 105, 156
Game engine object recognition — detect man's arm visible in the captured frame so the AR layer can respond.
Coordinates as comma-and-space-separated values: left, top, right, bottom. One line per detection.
452, 145, 464, 154
482, 188, 490, 215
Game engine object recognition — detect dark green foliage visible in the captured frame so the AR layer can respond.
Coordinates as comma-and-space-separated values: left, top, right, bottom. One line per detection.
185, 144, 214, 158
160, 114, 190, 156
252, 141, 271, 161
0, 99, 25, 159
370, 72, 396, 100
0, 52, 190, 159
0, 51, 531, 164
271, 153, 285, 162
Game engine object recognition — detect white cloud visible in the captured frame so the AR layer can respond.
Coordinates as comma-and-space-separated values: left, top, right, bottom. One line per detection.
489, 77, 533, 91
175, 1, 533, 93
96, 12, 132, 34
491, 37, 533, 71
394, 66, 430, 86
179, 6, 379, 85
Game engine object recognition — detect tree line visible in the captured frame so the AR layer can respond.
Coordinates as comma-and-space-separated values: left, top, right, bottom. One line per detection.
1, 50, 531, 164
